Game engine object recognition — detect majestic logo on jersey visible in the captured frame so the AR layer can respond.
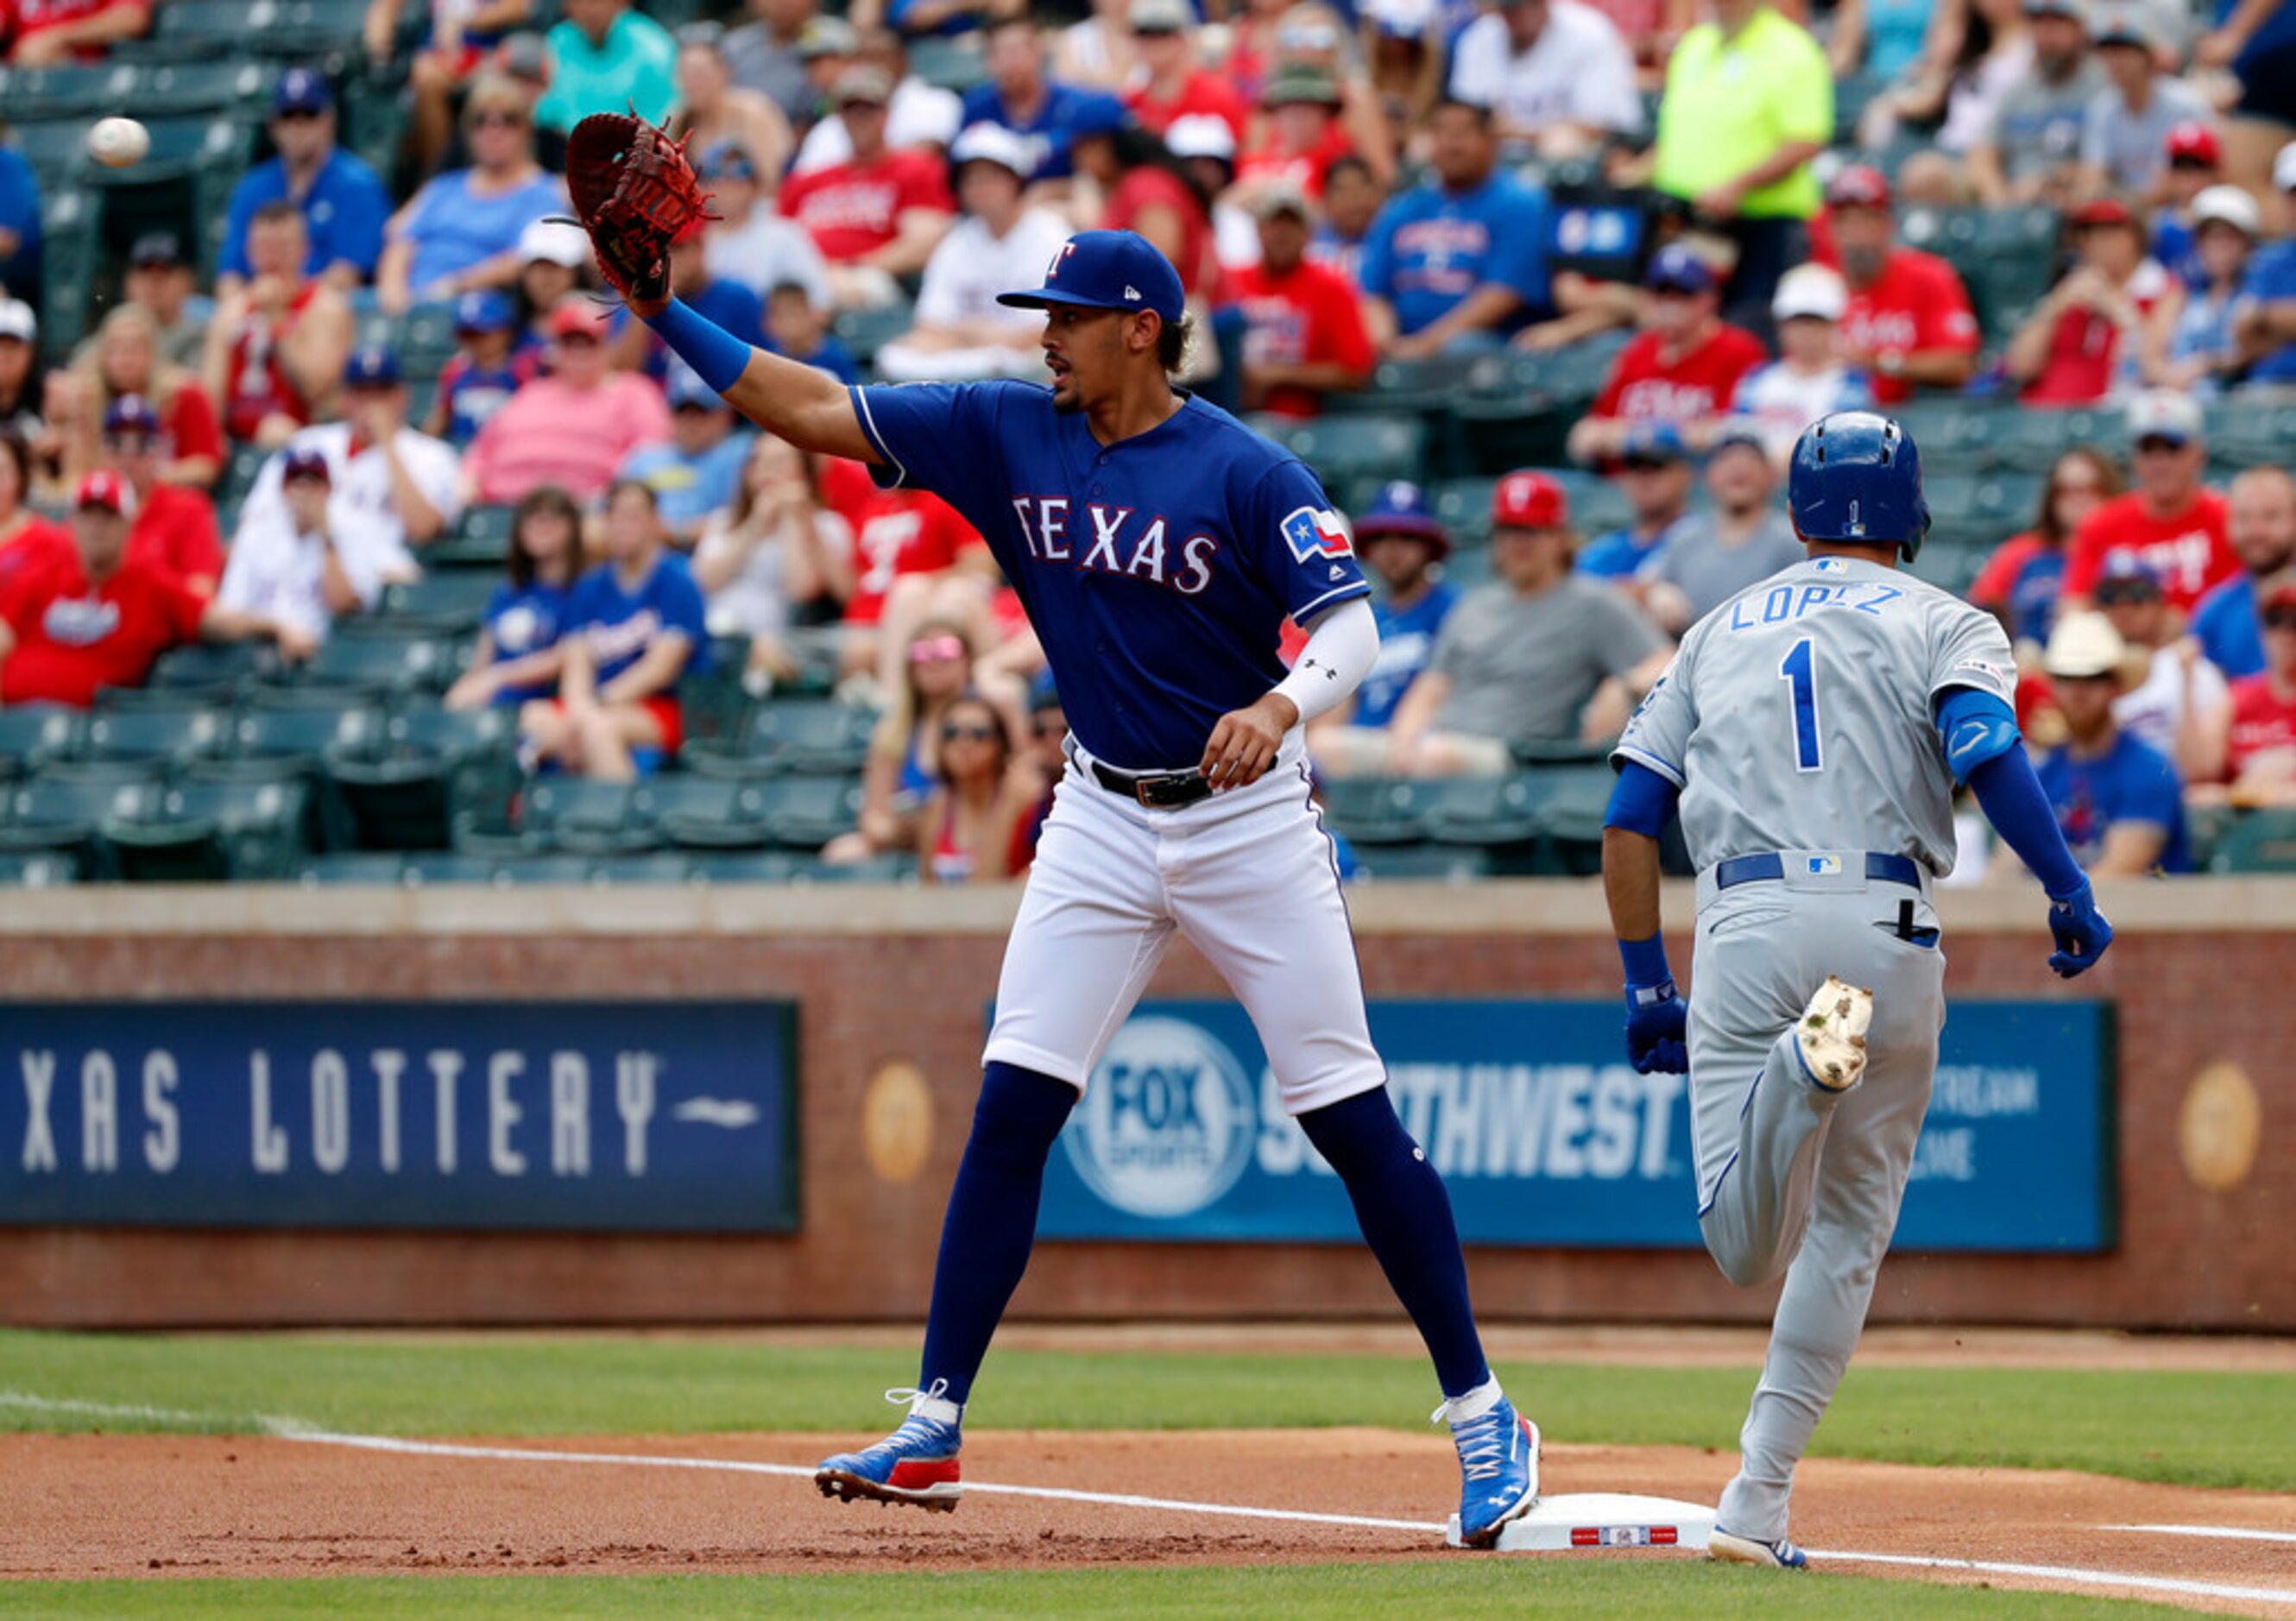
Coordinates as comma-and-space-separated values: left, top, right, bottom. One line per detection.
1066, 1018, 1257, 1219
1281, 505, 1352, 564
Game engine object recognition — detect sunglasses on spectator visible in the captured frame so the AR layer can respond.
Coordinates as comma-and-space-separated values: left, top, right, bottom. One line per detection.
2093, 580, 2161, 606
1620, 455, 1675, 473
942, 721, 999, 743
2266, 609, 2296, 632
471, 109, 527, 129
274, 106, 325, 123
2132, 435, 2186, 455
2169, 155, 2215, 171
909, 634, 966, 663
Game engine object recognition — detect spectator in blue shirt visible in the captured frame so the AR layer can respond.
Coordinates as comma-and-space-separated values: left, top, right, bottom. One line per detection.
2192, 468, 2296, 680
533, 0, 679, 135
618, 363, 756, 545
1309, 481, 1463, 777
892, 0, 993, 39
2034, 611, 2191, 875
446, 483, 582, 711
378, 74, 566, 314
764, 281, 861, 383
523, 478, 710, 779
1358, 98, 1552, 356
425, 291, 525, 450
218, 69, 392, 298
1578, 422, 1694, 582
959, 15, 1127, 180
0, 139, 40, 306
2233, 141, 2296, 388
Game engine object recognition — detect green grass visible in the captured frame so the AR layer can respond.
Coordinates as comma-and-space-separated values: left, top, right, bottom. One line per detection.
3, 1330, 2292, 1491
0, 1565, 2202, 1618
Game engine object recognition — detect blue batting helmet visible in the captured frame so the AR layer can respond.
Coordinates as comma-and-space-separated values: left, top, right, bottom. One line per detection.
1787, 411, 1930, 562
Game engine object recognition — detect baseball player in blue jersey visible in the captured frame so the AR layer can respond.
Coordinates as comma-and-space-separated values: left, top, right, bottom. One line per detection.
1599, 413, 2115, 1570
618, 228, 1539, 1546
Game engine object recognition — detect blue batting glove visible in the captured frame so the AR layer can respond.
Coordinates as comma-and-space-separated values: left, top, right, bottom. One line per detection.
1624, 980, 1689, 1074
2046, 880, 2113, 979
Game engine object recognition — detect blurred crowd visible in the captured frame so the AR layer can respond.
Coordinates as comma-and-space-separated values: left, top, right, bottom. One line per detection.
3, 0, 2296, 882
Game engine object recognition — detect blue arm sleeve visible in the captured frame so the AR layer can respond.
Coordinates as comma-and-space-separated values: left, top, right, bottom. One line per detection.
1967, 744, 2088, 899
1935, 686, 2022, 783
642, 299, 757, 397
1603, 758, 1680, 838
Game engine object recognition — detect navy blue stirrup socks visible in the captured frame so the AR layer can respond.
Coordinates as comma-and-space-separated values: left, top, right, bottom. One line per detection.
1298, 1086, 1492, 1399
917, 1062, 1078, 1405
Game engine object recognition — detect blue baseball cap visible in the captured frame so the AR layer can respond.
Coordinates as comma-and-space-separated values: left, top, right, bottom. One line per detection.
342, 343, 401, 388
281, 445, 332, 485
453, 289, 514, 333
998, 230, 1185, 323
1067, 91, 1133, 142
1353, 479, 1450, 555
1620, 422, 1690, 464
103, 393, 162, 438
275, 66, 333, 116
1645, 243, 1716, 295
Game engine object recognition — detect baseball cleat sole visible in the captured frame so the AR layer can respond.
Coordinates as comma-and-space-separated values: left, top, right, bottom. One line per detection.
1708, 1529, 1809, 1569
1794, 974, 1873, 1093
814, 1469, 962, 1512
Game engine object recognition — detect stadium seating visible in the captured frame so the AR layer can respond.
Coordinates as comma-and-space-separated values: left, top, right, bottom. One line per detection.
2209, 810, 2296, 874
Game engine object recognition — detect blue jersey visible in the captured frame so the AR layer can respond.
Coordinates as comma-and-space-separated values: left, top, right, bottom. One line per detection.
1577, 519, 1682, 582
566, 553, 710, 689
2191, 572, 2267, 679
1355, 580, 1459, 728
2240, 241, 2296, 383
483, 579, 571, 705
1358, 173, 1552, 336
957, 84, 1127, 181
2036, 730, 2190, 874
219, 149, 391, 284
438, 356, 521, 448
851, 380, 1371, 770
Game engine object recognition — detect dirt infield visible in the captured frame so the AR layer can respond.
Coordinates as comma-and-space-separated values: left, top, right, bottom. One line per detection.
4, 1429, 2293, 1613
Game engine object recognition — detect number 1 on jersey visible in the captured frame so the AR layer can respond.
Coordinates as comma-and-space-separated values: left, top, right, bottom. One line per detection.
1779, 638, 1823, 772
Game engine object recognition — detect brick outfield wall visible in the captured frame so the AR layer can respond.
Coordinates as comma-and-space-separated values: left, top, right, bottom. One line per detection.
0, 886, 2283, 1331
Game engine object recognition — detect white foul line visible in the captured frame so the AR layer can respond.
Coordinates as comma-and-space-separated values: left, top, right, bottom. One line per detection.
2105, 1523, 2296, 1546
6, 1392, 2295, 1608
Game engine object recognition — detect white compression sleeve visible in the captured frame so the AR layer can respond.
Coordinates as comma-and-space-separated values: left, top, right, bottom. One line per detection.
1271, 595, 1380, 726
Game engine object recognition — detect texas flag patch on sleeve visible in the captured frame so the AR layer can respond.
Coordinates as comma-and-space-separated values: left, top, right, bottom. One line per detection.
1282, 505, 1353, 563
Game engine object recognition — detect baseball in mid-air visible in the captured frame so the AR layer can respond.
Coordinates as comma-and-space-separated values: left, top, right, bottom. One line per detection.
88, 117, 149, 168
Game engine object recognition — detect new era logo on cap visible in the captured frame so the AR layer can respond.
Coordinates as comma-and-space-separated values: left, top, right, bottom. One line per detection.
1125, 285, 1141, 300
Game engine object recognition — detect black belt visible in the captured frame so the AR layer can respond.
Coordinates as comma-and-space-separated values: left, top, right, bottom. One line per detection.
1713, 851, 1926, 891
1088, 758, 1214, 810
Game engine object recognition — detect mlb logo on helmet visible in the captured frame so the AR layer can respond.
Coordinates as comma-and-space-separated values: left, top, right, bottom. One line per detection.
1281, 504, 1352, 563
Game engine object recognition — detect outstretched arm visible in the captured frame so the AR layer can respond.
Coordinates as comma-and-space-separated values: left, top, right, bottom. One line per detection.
636, 296, 880, 464
1939, 686, 2113, 976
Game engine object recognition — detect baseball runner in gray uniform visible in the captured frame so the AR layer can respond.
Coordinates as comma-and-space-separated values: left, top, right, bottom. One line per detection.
1599, 413, 2115, 1569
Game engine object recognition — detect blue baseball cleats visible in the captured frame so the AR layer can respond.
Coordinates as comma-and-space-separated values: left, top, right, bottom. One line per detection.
1709, 1528, 1810, 1568
1440, 1388, 1541, 1548
815, 1383, 964, 1513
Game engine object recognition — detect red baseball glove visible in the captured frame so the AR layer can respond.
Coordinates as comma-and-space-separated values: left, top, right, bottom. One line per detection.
563, 111, 713, 304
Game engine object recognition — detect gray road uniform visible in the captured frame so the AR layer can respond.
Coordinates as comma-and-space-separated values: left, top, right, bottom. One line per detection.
1612, 552, 2018, 1542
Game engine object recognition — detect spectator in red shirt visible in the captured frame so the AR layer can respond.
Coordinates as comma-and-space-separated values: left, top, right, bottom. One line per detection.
1567, 244, 1767, 464
98, 395, 221, 599
1071, 119, 1221, 301
2061, 390, 2239, 613
779, 64, 956, 309
1237, 65, 1355, 202
2218, 582, 2296, 804
1970, 445, 2123, 647
2005, 196, 2180, 405
1221, 184, 1375, 418
58, 304, 224, 493
201, 201, 356, 451
1123, 0, 1247, 143
1820, 165, 1980, 406
0, 473, 306, 706
5, 0, 147, 63
844, 484, 985, 629
0, 430, 67, 615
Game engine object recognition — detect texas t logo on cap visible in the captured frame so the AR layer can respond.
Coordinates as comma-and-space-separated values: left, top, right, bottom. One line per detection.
1044, 241, 1079, 281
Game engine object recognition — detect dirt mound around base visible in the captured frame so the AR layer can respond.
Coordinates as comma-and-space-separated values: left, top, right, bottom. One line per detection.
3, 1429, 2292, 1614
